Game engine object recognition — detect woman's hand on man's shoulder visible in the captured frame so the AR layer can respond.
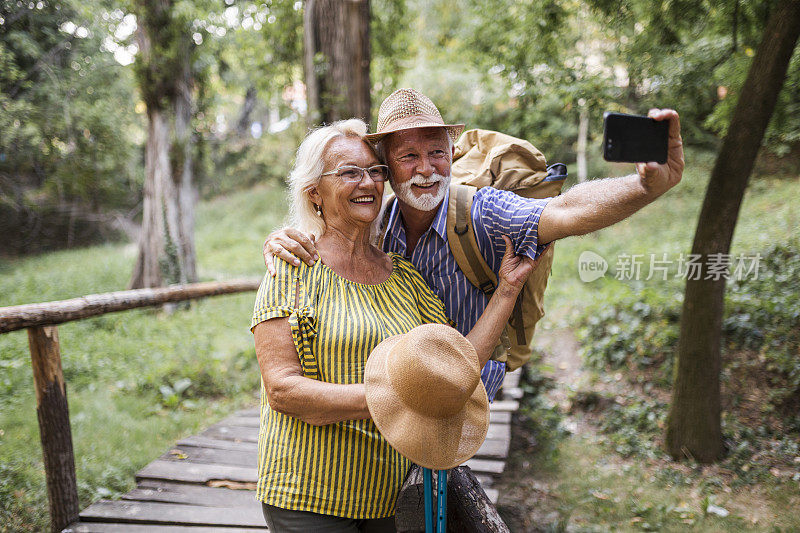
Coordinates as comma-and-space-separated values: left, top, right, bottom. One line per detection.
263, 228, 319, 276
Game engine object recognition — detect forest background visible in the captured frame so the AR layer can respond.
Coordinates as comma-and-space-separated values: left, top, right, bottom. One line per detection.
1, 0, 799, 531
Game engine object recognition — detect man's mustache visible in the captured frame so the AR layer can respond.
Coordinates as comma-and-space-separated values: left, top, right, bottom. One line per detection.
408, 173, 447, 186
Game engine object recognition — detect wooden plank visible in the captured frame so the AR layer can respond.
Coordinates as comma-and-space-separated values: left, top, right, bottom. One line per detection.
489, 411, 511, 424
475, 474, 493, 487
197, 421, 508, 447
136, 460, 257, 484
125, 481, 256, 508
501, 387, 523, 400
161, 446, 255, 468
221, 416, 260, 428
65, 522, 265, 532
502, 370, 521, 388
200, 425, 258, 443
177, 436, 257, 452
474, 438, 510, 459
489, 400, 519, 412
78, 500, 265, 527
485, 423, 510, 441
464, 458, 504, 475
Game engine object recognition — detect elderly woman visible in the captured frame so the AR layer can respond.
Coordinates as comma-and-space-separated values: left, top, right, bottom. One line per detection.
251, 119, 531, 532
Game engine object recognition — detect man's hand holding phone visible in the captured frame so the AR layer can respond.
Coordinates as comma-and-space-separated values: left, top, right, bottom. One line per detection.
636, 109, 684, 198
603, 109, 685, 199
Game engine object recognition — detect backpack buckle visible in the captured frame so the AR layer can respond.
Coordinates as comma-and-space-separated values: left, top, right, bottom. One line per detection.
479, 280, 495, 294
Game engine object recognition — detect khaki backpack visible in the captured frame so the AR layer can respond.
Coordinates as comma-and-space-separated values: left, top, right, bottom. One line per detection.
447, 129, 567, 371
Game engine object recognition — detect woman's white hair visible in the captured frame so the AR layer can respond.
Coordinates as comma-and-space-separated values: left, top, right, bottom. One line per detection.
286, 118, 371, 239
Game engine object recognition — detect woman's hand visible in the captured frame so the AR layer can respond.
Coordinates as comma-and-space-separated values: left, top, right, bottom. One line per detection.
496, 235, 537, 297
263, 228, 319, 276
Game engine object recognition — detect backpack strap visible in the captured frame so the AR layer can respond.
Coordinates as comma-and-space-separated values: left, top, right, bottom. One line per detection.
446, 183, 527, 353
446, 184, 497, 296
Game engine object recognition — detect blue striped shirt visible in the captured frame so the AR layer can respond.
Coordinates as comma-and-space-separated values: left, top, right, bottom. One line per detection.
382, 186, 551, 401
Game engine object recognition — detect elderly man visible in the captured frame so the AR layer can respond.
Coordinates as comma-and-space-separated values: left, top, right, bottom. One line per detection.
263, 88, 685, 401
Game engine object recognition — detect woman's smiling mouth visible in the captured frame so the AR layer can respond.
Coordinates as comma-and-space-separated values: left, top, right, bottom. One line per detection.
350, 195, 375, 204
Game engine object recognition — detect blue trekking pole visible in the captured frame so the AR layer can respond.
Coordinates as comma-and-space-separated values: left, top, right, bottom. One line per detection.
436, 469, 447, 532
422, 467, 448, 533
423, 468, 434, 533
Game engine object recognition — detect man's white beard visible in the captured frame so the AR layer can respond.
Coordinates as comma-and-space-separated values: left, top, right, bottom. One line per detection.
394, 173, 451, 212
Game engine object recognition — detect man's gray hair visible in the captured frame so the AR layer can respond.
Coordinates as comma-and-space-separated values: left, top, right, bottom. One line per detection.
287, 118, 370, 239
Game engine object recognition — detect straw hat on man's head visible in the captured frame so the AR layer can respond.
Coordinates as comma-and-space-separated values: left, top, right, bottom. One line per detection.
364, 88, 465, 144
364, 323, 489, 470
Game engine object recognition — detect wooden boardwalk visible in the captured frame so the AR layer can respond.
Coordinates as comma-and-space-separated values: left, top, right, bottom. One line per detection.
64, 370, 522, 532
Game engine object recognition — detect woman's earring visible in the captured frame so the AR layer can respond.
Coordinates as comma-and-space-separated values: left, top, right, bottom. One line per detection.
315, 204, 322, 217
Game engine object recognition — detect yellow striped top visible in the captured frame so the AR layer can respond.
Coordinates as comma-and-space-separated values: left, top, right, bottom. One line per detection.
250, 252, 450, 519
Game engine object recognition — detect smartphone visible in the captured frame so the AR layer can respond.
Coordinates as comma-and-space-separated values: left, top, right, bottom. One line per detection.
602, 112, 669, 164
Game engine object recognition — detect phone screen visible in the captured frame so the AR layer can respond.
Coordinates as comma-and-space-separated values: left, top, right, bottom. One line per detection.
603, 112, 669, 164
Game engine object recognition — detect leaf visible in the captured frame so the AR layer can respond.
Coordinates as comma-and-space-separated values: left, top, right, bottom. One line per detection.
706, 504, 729, 517
169, 449, 188, 460
173, 378, 192, 395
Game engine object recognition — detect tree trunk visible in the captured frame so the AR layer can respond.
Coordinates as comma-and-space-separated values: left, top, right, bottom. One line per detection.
236, 86, 258, 136
175, 61, 197, 284
665, 0, 800, 463
303, 0, 371, 125
576, 105, 588, 183
130, 3, 197, 289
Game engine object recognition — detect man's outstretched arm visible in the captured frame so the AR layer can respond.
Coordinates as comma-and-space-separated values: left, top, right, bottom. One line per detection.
537, 108, 685, 245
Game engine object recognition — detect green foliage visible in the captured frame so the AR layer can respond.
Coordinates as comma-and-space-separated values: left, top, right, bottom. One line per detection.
371, 0, 410, 98
724, 240, 800, 411
578, 288, 681, 384
0, 1, 142, 252
415, 0, 800, 162
577, 238, 800, 413
204, 124, 301, 197
519, 360, 569, 459
450, 0, 616, 161
599, 396, 667, 459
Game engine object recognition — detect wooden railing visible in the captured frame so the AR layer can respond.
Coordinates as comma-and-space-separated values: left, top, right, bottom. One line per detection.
0, 279, 261, 532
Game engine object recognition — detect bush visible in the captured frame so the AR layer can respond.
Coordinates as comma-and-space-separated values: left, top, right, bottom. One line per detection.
578, 240, 800, 425
203, 126, 302, 199
577, 287, 682, 385
518, 360, 569, 460
724, 240, 800, 413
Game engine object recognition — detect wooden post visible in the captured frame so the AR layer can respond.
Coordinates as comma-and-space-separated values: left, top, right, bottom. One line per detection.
28, 325, 80, 532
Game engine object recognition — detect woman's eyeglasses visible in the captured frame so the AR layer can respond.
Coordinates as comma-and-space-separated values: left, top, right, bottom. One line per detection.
321, 165, 389, 183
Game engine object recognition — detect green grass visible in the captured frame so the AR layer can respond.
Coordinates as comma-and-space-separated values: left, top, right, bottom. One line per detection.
528, 434, 800, 532
0, 183, 287, 532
